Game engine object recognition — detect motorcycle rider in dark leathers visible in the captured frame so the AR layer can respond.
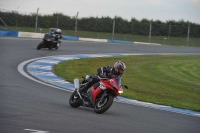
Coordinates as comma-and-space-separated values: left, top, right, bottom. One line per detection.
49, 29, 62, 48
79, 61, 126, 94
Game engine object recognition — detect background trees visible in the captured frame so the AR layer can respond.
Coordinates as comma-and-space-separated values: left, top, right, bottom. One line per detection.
0, 11, 199, 37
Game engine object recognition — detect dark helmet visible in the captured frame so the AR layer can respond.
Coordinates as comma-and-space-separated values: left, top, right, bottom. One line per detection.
113, 61, 126, 76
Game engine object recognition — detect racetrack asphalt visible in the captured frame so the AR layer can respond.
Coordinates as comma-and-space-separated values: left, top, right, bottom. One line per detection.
0, 37, 200, 133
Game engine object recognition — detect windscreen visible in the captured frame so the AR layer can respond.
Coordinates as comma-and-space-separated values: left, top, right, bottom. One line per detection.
114, 76, 121, 87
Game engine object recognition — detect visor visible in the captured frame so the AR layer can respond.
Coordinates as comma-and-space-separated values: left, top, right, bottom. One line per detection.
119, 69, 125, 75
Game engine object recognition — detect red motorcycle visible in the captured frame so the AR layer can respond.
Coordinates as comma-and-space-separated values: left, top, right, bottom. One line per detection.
69, 76, 128, 114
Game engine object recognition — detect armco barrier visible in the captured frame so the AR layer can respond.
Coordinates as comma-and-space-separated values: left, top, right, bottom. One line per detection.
0, 30, 18, 37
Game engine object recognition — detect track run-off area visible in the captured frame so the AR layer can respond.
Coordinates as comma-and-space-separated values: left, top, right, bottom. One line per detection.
1, 37, 200, 133
18, 53, 200, 117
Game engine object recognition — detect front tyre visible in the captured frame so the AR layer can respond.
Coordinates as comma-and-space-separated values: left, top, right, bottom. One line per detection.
69, 91, 82, 108
48, 46, 52, 50
55, 43, 60, 50
37, 41, 45, 50
94, 95, 113, 114
55, 46, 59, 50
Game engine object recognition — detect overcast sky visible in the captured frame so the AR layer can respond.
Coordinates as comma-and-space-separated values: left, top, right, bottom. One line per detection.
1, 0, 200, 24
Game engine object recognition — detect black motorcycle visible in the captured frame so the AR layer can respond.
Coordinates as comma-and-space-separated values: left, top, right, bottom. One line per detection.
37, 33, 61, 50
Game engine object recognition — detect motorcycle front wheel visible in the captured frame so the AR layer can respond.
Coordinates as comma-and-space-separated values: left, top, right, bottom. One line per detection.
94, 95, 113, 114
55, 46, 59, 50
37, 41, 45, 50
69, 90, 82, 108
55, 43, 60, 50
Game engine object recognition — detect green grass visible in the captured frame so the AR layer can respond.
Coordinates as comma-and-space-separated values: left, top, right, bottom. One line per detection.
54, 55, 200, 111
3, 26, 200, 47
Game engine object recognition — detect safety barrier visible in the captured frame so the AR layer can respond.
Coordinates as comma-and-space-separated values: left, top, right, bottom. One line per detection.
0, 30, 161, 45
79, 37, 107, 42
18, 31, 44, 38
0, 30, 18, 37
62, 35, 79, 41
107, 39, 134, 44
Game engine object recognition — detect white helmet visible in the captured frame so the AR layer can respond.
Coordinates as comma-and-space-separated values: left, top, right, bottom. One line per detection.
55, 29, 62, 34
113, 61, 126, 76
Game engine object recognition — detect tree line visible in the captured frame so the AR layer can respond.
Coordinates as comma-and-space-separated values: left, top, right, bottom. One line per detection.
0, 11, 200, 37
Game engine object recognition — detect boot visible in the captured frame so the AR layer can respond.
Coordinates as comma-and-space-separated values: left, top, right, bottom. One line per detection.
79, 82, 91, 93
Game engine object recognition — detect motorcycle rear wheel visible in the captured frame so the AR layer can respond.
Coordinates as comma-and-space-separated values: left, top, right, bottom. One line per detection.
94, 95, 113, 114
69, 91, 82, 108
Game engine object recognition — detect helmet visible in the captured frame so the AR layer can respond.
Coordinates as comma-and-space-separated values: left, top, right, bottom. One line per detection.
113, 61, 126, 76
55, 29, 62, 34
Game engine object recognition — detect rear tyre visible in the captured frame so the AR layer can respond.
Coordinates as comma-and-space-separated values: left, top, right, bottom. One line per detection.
94, 95, 113, 114
69, 91, 82, 108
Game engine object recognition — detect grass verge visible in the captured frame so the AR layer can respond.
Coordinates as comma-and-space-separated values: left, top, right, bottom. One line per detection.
54, 55, 200, 111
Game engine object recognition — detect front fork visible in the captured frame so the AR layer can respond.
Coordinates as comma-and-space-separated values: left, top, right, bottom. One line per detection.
76, 89, 83, 100
74, 78, 83, 100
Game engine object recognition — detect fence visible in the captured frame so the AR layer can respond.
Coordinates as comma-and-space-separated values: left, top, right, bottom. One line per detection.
0, 10, 200, 47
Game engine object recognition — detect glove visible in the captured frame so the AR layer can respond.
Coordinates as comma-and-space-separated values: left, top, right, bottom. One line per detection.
108, 73, 114, 78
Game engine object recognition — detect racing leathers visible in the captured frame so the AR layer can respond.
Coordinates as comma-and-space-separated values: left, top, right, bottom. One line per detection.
79, 65, 122, 93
